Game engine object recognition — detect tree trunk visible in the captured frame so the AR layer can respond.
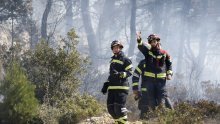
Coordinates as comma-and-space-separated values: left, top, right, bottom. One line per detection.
152, 0, 164, 34
176, 0, 191, 74
41, 0, 52, 40
65, 0, 73, 33
80, 0, 97, 62
196, 0, 209, 79
128, 0, 136, 57
96, 0, 115, 51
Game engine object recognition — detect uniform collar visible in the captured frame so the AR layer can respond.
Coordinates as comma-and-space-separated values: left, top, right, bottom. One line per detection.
111, 51, 124, 58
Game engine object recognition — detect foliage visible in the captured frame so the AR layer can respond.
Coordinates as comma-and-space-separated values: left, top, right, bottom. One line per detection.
0, 29, 104, 123
38, 103, 61, 124
38, 93, 103, 124
22, 29, 84, 104
196, 100, 220, 119
155, 103, 202, 124
0, 0, 32, 21
20, 29, 103, 123
58, 93, 103, 124
139, 100, 220, 124
0, 61, 39, 124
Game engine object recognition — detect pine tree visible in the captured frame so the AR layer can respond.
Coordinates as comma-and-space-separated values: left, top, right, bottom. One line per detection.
0, 61, 39, 124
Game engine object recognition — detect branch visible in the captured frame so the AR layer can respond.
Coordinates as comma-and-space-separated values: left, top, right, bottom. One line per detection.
47, 13, 65, 42
185, 40, 195, 60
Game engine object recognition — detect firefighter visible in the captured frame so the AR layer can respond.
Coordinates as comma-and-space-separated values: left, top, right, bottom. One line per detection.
135, 32, 173, 113
135, 51, 173, 110
132, 59, 153, 119
101, 40, 133, 124
132, 58, 173, 119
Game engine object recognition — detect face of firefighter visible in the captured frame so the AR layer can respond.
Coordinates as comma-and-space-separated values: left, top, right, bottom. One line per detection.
150, 40, 158, 47
112, 45, 121, 54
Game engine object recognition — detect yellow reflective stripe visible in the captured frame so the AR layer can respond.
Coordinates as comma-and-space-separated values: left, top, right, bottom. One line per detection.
108, 86, 129, 90
116, 115, 127, 124
117, 120, 126, 124
146, 43, 151, 49
138, 40, 143, 45
119, 115, 127, 120
135, 67, 142, 74
167, 70, 173, 75
125, 64, 132, 70
149, 51, 156, 58
124, 72, 127, 77
141, 88, 147, 91
157, 73, 166, 78
111, 59, 124, 65
144, 64, 146, 68
132, 82, 139, 86
149, 51, 166, 59
156, 55, 163, 59
163, 54, 167, 58
144, 72, 166, 78
144, 72, 155, 77
156, 54, 166, 59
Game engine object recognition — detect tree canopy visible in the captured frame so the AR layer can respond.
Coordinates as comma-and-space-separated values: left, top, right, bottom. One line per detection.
0, 0, 32, 22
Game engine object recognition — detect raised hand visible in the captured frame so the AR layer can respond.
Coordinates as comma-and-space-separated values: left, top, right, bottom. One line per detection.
136, 31, 142, 43
136, 31, 141, 40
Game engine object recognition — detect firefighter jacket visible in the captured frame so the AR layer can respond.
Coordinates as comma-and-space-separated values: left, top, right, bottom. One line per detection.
137, 40, 173, 79
107, 51, 133, 92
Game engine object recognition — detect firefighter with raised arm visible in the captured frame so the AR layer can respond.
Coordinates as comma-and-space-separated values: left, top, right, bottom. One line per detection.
134, 32, 173, 116
132, 58, 173, 119
101, 40, 133, 124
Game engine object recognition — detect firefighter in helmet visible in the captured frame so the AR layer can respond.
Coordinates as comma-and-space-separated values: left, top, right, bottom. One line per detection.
101, 40, 133, 124
133, 32, 173, 118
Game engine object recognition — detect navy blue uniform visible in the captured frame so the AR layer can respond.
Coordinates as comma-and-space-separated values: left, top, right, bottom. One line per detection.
132, 59, 154, 118
106, 51, 132, 124
136, 40, 173, 116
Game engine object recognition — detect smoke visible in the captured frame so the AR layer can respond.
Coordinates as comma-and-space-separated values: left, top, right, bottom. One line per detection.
30, 0, 220, 101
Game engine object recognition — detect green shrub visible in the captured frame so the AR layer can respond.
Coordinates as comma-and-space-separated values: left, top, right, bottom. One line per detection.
138, 103, 200, 124
59, 93, 103, 124
0, 61, 39, 124
138, 100, 220, 124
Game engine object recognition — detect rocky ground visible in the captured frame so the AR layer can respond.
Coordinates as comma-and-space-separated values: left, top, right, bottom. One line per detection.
79, 113, 143, 124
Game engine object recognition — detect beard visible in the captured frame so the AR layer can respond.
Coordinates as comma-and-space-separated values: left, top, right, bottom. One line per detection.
151, 43, 160, 51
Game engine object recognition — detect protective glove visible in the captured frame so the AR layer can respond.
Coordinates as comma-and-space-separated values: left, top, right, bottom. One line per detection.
101, 82, 109, 95
112, 72, 126, 78
119, 72, 127, 78
133, 90, 141, 101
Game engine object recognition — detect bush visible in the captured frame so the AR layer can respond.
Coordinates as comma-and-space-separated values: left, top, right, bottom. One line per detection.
138, 100, 220, 124
17, 29, 104, 123
59, 93, 103, 124
196, 100, 220, 119
0, 61, 39, 124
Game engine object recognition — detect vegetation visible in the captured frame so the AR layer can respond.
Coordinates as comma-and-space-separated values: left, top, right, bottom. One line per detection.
0, 61, 39, 124
0, 0, 32, 21
0, 30, 103, 123
132, 100, 220, 124
0, 0, 220, 123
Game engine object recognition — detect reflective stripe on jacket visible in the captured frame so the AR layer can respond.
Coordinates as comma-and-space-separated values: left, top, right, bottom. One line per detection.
108, 51, 132, 91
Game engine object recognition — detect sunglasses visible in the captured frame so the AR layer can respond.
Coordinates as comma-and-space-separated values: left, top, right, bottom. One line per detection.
149, 38, 160, 41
